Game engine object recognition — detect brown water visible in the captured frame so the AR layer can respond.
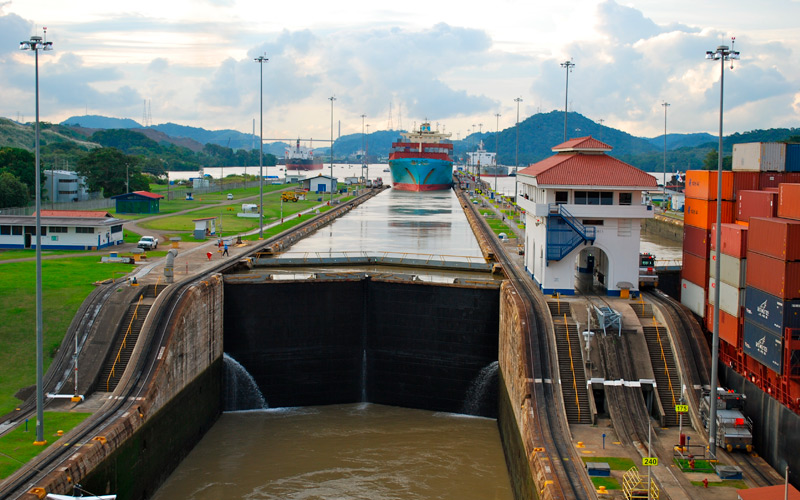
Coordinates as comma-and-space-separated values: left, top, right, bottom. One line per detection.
151, 404, 514, 500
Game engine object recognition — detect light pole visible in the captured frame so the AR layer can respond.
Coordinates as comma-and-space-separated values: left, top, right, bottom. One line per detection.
494, 112, 501, 195
561, 60, 575, 142
254, 54, 268, 239
514, 97, 522, 211
705, 41, 739, 460
361, 114, 367, 183
662, 102, 670, 205
20, 30, 53, 446
329, 96, 336, 202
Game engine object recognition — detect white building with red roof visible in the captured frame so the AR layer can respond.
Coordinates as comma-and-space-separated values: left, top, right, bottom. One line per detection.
516, 137, 657, 297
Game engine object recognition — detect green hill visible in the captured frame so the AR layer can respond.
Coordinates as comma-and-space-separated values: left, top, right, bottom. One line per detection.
0, 118, 99, 152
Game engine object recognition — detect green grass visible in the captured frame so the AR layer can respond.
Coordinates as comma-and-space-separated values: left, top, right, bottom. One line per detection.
480, 211, 517, 239
0, 257, 135, 416
122, 228, 140, 243
590, 476, 621, 490
691, 479, 748, 489
0, 249, 84, 261
240, 205, 335, 241
582, 456, 637, 471
0, 412, 91, 479
674, 458, 717, 473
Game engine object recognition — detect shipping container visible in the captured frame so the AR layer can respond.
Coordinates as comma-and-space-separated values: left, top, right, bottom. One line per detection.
681, 279, 706, 318
736, 190, 778, 223
743, 286, 800, 337
706, 303, 741, 347
732, 171, 760, 196
748, 217, 800, 261
708, 277, 744, 317
684, 198, 735, 229
785, 172, 800, 183
760, 172, 786, 189
732, 142, 786, 172
709, 251, 747, 288
684, 170, 734, 200
684, 225, 710, 258
787, 145, 800, 173
743, 319, 784, 374
778, 183, 800, 220
711, 223, 748, 258
746, 251, 800, 300
682, 251, 709, 288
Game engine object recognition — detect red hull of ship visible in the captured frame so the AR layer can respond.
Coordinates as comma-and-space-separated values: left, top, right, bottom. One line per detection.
287, 162, 323, 171
391, 182, 452, 192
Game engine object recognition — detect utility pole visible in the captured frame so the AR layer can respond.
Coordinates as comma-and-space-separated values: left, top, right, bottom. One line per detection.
561, 59, 575, 141
662, 102, 670, 204
514, 97, 522, 211
254, 55, 268, 239
329, 96, 336, 202
495, 112, 501, 195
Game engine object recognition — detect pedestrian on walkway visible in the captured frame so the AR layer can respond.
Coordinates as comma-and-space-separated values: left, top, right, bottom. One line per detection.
222, 241, 229, 256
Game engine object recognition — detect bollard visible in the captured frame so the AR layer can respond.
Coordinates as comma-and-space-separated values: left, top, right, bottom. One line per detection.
702, 478, 708, 488
602, 433, 606, 449
206, 252, 212, 261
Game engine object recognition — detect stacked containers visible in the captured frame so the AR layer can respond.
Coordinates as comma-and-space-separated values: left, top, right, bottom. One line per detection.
682, 170, 735, 317
744, 217, 800, 375
786, 145, 800, 173
732, 142, 786, 172
708, 223, 748, 346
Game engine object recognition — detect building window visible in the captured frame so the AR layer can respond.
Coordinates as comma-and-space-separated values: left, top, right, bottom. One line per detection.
111, 224, 122, 233
11, 226, 22, 235
0, 225, 9, 235
555, 191, 569, 205
76, 227, 94, 234
619, 192, 632, 205
49, 226, 68, 233
574, 191, 613, 205
582, 219, 604, 226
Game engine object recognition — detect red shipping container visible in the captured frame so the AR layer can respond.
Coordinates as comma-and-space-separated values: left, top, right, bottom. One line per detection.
736, 190, 778, 223
684, 198, 735, 229
682, 250, 709, 288
684, 225, 710, 258
786, 173, 800, 183
746, 251, 800, 299
748, 217, 800, 261
710, 223, 748, 258
732, 171, 760, 196
685, 170, 734, 200
706, 303, 740, 347
778, 183, 800, 220
760, 172, 786, 189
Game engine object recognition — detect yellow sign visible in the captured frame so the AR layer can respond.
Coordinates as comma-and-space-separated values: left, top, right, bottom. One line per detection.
642, 457, 659, 466
675, 404, 689, 413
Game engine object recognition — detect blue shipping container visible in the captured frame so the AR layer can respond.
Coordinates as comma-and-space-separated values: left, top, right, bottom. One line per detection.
743, 320, 783, 374
744, 287, 800, 336
786, 144, 800, 173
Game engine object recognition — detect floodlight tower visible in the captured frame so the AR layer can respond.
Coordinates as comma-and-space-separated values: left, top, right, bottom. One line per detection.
254, 54, 268, 239
561, 60, 575, 141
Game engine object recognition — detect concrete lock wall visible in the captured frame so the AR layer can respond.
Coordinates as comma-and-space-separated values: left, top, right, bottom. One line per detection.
44, 275, 226, 499
222, 278, 501, 416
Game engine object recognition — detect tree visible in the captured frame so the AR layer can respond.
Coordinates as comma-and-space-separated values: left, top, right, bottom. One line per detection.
0, 147, 38, 195
702, 149, 732, 171
76, 148, 147, 197
0, 171, 30, 208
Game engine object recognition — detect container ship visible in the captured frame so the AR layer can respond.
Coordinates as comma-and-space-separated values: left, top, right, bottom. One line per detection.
466, 140, 508, 177
388, 122, 454, 191
285, 139, 323, 171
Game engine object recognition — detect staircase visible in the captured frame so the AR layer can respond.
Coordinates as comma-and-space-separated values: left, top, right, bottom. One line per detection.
642, 322, 680, 426
549, 302, 592, 424
98, 302, 151, 393
630, 301, 654, 320
546, 204, 596, 261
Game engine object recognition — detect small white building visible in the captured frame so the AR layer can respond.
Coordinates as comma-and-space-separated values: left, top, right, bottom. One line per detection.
516, 137, 658, 297
0, 211, 123, 249
43, 170, 91, 203
302, 175, 337, 193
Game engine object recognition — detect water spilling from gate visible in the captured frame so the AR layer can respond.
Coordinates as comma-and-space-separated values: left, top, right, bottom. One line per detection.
223, 353, 268, 411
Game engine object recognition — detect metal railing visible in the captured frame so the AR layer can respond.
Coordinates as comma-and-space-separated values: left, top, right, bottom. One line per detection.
652, 317, 677, 409
564, 313, 581, 423
548, 203, 596, 240
106, 294, 144, 392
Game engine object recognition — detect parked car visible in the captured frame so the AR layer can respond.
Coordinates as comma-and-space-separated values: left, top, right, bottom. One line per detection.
137, 236, 158, 250
227, 193, 234, 200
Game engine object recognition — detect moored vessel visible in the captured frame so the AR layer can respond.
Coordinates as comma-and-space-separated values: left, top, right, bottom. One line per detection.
466, 140, 508, 177
285, 139, 323, 171
388, 122, 454, 191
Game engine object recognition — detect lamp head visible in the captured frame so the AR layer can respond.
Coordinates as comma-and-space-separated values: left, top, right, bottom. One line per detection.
705, 51, 716, 60
19, 41, 29, 51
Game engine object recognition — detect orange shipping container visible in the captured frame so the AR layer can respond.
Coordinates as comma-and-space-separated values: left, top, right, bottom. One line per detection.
778, 183, 800, 220
684, 198, 735, 229
685, 170, 734, 201
706, 303, 740, 347
682, 250, 709, 288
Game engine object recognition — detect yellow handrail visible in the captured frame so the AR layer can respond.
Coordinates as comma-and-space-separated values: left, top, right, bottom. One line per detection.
106, 294, 144, 392
154, 275, 161, 297
564, 313, 580, 422
652, 317, 677, 408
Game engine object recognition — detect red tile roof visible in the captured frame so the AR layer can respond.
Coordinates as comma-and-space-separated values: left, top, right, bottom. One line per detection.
131, 190, 164, 199
738, 484, 800, 500
552, 136, 612, 152
518, 137, 657, 188
35, 210, 113, 218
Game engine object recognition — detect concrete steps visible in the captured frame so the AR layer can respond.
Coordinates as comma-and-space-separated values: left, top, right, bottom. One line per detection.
630, 301, 654, 321
642, 324, 680, 426
98, 304, 151, 393
549, 301, 592, 424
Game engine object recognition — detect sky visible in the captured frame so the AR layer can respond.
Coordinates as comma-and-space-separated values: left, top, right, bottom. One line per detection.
1, 0, 799, 143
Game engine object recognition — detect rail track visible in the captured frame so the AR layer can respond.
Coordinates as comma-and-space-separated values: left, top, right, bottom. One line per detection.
0, 191, 380, 499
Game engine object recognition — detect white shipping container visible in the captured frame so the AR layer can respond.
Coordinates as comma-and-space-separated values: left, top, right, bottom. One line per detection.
709, 251, 747, 288
708, 277, 744, 317
732, 142, 786, 172
681, 279, 706, 318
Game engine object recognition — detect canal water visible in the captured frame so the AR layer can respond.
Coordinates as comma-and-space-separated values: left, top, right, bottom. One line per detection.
151, 404, 514, 500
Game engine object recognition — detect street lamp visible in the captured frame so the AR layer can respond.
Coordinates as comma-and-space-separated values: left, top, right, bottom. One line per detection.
561, 59, 575, 141
329, 96, 336, 202
361, 114, 367, 183
254, 54, 268, 239
662, 102, 670, 204
514, 97, 522, 211
494, 112, 501, 195
705, 41, 739, 460
20, 30, 53, 446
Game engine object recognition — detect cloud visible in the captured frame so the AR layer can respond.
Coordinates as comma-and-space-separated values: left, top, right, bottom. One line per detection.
0, 11, 32, 56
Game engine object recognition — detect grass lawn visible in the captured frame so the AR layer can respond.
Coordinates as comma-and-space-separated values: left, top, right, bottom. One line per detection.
122, 228, 141, 243
480, 211, 517, 239
0, 249, 84, 261
240, 205, 336, 241
590, 476, 621, 490
691, 479, 748, 489
582, 456, 637, 470
0, 256, 135, 416
0, 411, 91, 479
674, 457, 717, 473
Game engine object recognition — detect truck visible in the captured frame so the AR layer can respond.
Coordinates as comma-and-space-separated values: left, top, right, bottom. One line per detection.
137, 236, 158, 250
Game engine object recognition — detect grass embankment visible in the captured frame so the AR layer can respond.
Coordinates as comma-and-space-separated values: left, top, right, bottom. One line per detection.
0, 412, 91, 479
0, 257, 135, 416
481, 210, 517, 239
580, 456, 635, 490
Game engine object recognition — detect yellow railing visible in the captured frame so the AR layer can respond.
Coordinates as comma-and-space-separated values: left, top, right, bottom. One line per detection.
622, 466, 660, 499
564, 313, 580, 422
652, 317, 677, 408
106, 294, 144, 392
154, 275, 161, 297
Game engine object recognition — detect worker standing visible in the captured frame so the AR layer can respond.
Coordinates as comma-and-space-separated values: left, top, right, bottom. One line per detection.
222, 241, 229, 257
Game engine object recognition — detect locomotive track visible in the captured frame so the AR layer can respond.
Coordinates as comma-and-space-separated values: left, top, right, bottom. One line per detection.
459, 188, 595, 500
1, 192, 379, 499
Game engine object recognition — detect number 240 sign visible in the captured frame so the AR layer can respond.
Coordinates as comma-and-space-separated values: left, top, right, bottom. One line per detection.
642, 457, 659, 466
